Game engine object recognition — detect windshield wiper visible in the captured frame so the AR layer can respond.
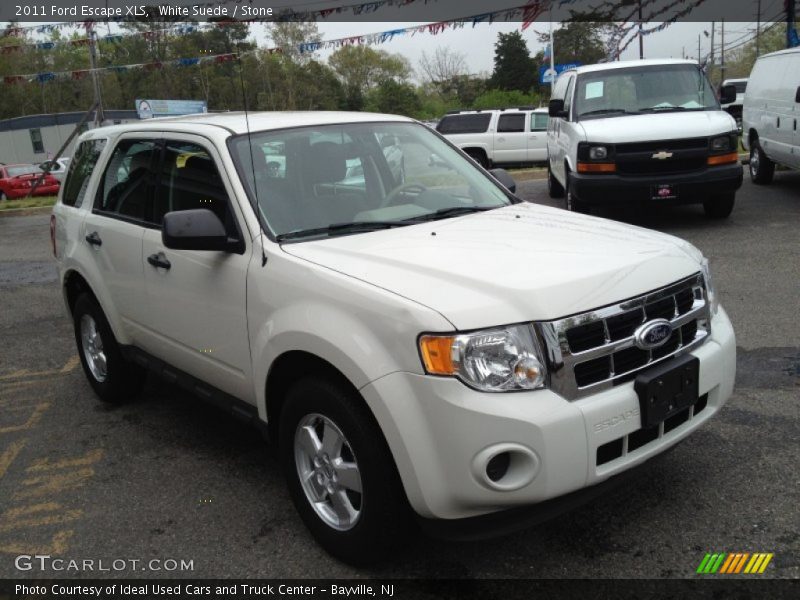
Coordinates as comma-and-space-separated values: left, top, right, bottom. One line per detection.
579, 108, 640, 117
411, 205, 498, 222
275, 220, 412, 242
640, 106, 709, 113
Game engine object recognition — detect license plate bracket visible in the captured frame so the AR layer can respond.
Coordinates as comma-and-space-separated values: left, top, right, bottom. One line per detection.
651, 183, 678, 200
635, 355, 699, 429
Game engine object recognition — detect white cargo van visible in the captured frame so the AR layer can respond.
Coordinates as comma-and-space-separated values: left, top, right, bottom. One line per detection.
547, 59, 742, 218
742, 47, 800, 183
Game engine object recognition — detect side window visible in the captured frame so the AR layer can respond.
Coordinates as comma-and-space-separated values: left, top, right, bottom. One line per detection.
62, 139, 106, 208
152, 141, 234, 233
497, 114, 525, 133
29, 128, 44, 154
530, 113, 549, 131
563, 76, 576, 116
96, 139, 157, 221
436, 114, 492, 134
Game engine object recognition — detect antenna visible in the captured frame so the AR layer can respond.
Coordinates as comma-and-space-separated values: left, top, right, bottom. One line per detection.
236, 49, 268, 267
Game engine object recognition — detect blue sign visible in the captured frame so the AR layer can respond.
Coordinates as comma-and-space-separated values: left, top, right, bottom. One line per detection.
539, 63, 581, 84
136, 99, 208, 119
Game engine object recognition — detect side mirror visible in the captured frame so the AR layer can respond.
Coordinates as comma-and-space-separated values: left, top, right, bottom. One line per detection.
489, 168, 516, 194
548, 98, 566, 118
719, 84, 737, 105
795, 86, 800, 103
162, 209, 230, 252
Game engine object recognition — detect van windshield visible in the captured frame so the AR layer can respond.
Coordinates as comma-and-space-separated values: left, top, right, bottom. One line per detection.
230, 122, 514, 242
575, 64, 719, 120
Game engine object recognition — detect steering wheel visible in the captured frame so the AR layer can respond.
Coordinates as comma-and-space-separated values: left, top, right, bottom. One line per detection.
380, 183, 427, 209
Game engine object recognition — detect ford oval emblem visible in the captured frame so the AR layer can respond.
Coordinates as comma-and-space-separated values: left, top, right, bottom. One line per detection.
633, 319, 673, 350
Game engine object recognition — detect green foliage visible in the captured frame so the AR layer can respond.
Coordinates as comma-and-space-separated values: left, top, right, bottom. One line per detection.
329, 45, 412, 109
716, 23, 798, 82
364, 79, 422, 117
489, 31, 537, 93
472, 89, 543, 110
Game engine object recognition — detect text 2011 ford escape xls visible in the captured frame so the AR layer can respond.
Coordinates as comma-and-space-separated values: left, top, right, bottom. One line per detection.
51, 112, 736, 564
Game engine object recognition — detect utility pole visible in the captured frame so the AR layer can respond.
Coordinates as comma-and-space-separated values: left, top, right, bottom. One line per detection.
720, 19, 725, 83
698, 34, 701, 63
638, 0, 644, 59
87, 22, 104, 126
549, 4, 555, 94
789, 0, 797, 49
756, 0, 761, 56
710, 21, 715, 83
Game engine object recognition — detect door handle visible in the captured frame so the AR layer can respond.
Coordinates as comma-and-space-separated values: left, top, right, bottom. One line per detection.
147, 252, 171, 270
85, 231, 102, 247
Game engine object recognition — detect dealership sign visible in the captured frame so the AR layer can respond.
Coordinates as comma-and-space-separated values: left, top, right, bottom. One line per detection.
539, 63, 581, 84
136, 99, 207, 119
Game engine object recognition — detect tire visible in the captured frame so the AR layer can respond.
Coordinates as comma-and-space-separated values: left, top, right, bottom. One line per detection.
547, 163, 564, 198
703, 193, 735, 219
72, 293, 146, 403
749, 139, 774, 184
466, 149, 489, 169
564, 171, 590, 214
279, 376, 412, 565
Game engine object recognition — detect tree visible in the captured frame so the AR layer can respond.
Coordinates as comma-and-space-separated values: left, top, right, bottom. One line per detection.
365, 79, 421, 117
489, 31, 537, 93
537, 21, 612, 67
418, 47, 467, 96
329, 45, 411, 109
267, 22, 321, 65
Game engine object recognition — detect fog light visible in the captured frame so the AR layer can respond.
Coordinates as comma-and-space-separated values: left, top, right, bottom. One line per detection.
486, 452, 511, 482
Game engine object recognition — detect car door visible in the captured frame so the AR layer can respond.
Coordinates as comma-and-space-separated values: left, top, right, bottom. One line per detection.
785, 53, 800, 169
81, 135, 159, 342
549, 73, 576, 182
494, 113, 527, 163
527, 112, 549, 162
140, 135, 254, 402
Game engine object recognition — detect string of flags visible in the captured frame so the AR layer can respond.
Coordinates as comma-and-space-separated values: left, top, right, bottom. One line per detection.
611, 0, 709, 59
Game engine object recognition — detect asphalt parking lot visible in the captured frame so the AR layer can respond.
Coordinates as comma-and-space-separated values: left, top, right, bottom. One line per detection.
0, 169, 798, 580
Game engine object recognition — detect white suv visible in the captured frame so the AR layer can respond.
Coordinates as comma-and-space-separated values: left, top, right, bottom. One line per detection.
51, 112, 736, 564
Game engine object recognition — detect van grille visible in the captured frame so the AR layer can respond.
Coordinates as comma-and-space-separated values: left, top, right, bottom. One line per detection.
615, 137, 708, 176
537, 274, 711, 400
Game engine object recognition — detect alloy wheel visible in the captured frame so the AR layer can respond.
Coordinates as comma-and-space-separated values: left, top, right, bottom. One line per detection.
80, 314, 107, 382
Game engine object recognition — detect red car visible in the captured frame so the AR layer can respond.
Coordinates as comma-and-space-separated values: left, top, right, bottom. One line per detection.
0, 163, 61, 200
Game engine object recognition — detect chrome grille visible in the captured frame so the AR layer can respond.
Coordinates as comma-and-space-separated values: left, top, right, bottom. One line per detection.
536, 274, 711, 400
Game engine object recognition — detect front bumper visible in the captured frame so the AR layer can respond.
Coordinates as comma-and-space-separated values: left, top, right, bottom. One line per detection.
570, 163, 743, 205
361, 308, 735, 521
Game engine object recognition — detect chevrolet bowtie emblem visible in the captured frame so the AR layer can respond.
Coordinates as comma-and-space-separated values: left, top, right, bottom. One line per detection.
652, 150, 673, 160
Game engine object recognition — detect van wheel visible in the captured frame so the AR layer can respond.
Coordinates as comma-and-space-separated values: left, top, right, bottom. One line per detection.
465, 149, 489, 169
279, 376, 412, 565
72, 294, 145, 403
749, 140, 774, 184
548, 164, 564, 198
703, 193, 735, 219
565, 173, 590, 214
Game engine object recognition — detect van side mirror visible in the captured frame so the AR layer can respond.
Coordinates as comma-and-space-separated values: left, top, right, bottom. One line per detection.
548, 99, 566, 118
719, 85, 737, 105
795, 86, 800, 103
162, 209, 231, 252
489, 168, 516, 194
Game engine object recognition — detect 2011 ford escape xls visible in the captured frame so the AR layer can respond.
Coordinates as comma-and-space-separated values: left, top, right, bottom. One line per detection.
51, 112, 736, 564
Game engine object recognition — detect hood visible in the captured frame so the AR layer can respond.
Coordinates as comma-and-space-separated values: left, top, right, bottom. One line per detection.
578, 110, 736, 144
281, 203, 703, 330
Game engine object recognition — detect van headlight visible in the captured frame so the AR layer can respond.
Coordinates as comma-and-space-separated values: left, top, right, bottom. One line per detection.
701, 258, 719, 316
589, 146, 608, 160
419, 324, 547, 392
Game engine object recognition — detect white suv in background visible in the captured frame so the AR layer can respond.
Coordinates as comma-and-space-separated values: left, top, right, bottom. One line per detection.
436, 108, 549, 167
52, 111, 735, 564
546, 59, 742, 218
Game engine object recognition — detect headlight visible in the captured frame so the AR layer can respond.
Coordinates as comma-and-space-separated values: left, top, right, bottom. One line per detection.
710, 135, 731, 152
589, 146, 608, 160
419, 324, 547, 392
701, 258, 719, 316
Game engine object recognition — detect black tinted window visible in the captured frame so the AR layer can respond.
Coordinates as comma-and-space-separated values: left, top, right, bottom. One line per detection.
436, 114, 492, 134
497, 114, 525, 132
733, 81, 747, 93
96, 139, 157, 220
62, 139, 105, 207
152, 142, 233, 233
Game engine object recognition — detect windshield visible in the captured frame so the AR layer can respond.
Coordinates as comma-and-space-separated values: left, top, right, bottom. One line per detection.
575, 64, 719, 120
231, 122, 513, 241
7, 165, 42, 177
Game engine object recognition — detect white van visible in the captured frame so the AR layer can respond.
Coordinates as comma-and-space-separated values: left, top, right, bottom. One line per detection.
547, 59, 742, 218
742, 47, 800, 183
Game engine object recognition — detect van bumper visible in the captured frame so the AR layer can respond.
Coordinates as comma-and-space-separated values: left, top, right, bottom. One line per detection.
571, 163, 743, 205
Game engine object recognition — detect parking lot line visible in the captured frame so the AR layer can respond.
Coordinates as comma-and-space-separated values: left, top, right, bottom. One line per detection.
0, 440, 26, 479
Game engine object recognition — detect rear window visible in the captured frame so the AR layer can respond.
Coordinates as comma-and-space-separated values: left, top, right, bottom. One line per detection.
436, 114, 492, 134
497, 114, 525, 133
62, 139, 106, 207
531, 113, 549, 131
7, 165, 41, 177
